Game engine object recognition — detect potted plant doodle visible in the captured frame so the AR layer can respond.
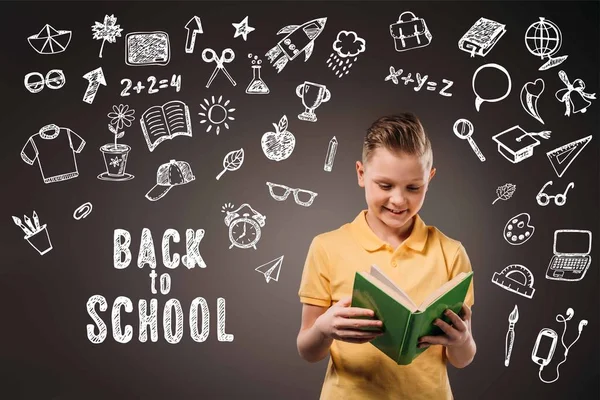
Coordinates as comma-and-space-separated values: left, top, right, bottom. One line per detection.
98, 104, 135, 181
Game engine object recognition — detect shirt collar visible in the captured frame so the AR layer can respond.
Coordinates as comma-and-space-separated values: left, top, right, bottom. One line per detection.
350, 210, 428, 253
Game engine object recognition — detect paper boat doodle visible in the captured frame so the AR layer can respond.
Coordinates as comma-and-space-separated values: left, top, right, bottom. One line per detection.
28, 24, 72, 54
266, 17, 327, 72
255, 255, 283, 283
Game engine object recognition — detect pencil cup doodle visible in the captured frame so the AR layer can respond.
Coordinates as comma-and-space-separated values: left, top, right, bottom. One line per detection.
12, 212, 53, 255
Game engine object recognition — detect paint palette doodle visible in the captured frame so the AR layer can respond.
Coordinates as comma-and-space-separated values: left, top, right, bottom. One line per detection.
492, 264, 536, 299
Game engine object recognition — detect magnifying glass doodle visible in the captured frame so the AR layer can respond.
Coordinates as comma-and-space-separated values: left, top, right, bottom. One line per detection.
472, 63, 512, 111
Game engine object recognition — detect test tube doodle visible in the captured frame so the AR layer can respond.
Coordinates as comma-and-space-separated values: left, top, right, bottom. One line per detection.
324, 136, 338, 171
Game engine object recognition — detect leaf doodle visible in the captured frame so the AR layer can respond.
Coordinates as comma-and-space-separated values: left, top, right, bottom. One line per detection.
216, 148, 244, 180
278, 115, 288, 133
492, 183, 516, 204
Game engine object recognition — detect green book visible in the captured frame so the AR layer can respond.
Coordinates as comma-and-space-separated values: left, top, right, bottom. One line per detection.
351, 265, 473, 365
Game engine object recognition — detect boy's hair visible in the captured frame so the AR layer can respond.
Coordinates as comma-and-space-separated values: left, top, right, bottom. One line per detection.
362, 113, 433, 169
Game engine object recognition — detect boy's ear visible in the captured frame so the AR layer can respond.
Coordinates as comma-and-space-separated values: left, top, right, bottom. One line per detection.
356, 161, 365, 187
428, 167, 436, 182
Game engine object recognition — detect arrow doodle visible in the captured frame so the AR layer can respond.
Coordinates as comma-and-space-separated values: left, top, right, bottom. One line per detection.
185, 16, 203, 54
82, 67, 106, 104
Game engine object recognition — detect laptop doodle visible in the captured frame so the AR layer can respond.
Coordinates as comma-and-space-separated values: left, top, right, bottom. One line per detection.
546, 229, 592, 282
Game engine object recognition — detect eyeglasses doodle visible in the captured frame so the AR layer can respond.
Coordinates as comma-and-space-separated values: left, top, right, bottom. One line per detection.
536, 180, 574, 207
266, 182, 318, 207
24, 69, 66, 93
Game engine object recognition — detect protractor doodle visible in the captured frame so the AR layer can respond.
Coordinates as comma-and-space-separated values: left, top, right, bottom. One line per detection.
492, 264, 536, 299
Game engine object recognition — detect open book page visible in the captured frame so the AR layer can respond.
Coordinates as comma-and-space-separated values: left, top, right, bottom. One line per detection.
141, 106, 170, 151
417, 272, 470, 311
164, 100, 192, 138
361, 266, 418, 312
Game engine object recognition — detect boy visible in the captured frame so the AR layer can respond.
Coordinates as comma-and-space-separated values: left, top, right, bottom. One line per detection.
297, 114, 475, 399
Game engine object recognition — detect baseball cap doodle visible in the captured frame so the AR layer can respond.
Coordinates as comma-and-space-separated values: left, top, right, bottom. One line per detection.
145, 159, 195, 201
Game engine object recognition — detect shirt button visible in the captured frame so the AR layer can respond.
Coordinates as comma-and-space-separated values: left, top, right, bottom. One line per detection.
392, 261, 397, 267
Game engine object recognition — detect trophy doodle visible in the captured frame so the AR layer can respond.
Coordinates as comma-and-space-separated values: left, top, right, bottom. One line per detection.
295, 81, 331, 122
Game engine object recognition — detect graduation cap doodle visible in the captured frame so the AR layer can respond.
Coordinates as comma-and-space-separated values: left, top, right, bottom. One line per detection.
492, 126, 551, 164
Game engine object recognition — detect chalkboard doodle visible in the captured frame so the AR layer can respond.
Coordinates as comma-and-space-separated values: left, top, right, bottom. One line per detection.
28, 24, 72, 54
222, 203, 266, 250
492, 183, 516, 205
261, 115, 295, 161
326, 30, 366, 78
202, 47, 236, 88
471, 63, 511, 111
525, 17, 568, 71
73, 202, 93, 220
266, 17, 327, 73
184, 16, 203, 53
266, 182, 318, 207
121, 74, 182, 96
245, 54, 270, 95
458, 17, 506, 58
145, 159, 196, 202
492, 125, 551, 164
296, 81, 331, 122
385, 66, 453, 97
82, 67, 106, 104
324, 136, 338, 172
99, 104, 135, 181
232, 16, 255, 41
21, 123, 85, 184
141, 100, 192, 151
546, 135, 592, 178
12, 211, 53, 255
198, 95, 235, 135
389, 11, 432, 52
555, 70, 596, 116
503, 212, 535, 246
520, 78, 546, 124
125, 31, 170, 66
216, 148, 244, 180
545, 230, 592, 282
24, 69, 66, 93
536, 181, 574, 207
255, 255, 284, 283
92, 14, 123, 59
491, 264, 536, 299
452, 118, 486, 162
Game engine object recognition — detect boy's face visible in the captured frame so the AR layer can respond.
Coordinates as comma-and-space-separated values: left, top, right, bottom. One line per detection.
356, 147, 436, 235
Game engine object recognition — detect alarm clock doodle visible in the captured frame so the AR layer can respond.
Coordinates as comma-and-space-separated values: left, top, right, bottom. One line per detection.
222, 203, 266, 250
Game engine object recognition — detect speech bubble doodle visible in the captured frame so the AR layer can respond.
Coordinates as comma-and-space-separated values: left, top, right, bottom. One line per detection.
472, 63, 512, 111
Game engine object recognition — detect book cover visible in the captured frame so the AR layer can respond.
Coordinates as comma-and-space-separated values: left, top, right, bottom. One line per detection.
351, 265, 473, 365
458, 17, 506, 57
140, 100, 192, 152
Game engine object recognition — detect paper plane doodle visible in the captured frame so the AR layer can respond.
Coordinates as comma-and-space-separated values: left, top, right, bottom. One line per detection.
266, 17, 327, 73
255, 255, 283, 283
28, 24, 72, 54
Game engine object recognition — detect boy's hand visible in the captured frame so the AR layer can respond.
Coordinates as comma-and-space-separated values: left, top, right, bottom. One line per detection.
315, 296, 384, 344
417, 304, 472, 349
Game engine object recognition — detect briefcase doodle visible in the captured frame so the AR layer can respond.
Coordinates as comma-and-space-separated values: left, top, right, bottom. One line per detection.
389, 11, 432, 52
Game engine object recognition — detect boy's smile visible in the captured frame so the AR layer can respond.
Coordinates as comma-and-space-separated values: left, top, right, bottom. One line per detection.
357, 147, 435, 245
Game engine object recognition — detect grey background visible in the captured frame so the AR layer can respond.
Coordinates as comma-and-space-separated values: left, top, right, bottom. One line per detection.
0, 1, 598, 399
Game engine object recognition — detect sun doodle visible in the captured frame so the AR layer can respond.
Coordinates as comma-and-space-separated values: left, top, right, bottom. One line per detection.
198, 95, 236, 135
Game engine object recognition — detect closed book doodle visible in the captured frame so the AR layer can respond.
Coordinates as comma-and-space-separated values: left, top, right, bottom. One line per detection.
351, 265, 473, 365
140, 100, 192, 152
458, 17, 506, 57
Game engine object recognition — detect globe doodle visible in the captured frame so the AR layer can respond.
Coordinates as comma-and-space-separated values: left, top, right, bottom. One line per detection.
525, 17, 568, 70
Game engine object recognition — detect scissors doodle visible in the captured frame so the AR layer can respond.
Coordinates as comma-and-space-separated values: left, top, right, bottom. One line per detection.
202, 48, 237, 89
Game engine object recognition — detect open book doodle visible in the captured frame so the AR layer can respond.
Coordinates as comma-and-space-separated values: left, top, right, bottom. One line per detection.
351, 265, 473, 365
140, 100, 192, 152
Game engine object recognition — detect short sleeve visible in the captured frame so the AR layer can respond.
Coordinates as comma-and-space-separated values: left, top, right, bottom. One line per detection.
21, 137, 38, 165
298, 236, 332, 307
450, 244, 475, 308
68, 129, 86, 153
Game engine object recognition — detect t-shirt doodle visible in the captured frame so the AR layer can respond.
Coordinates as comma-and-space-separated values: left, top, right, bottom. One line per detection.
21, 124, 86, 184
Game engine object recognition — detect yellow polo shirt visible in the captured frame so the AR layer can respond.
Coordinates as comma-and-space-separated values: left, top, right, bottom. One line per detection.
298, 210, 475, 400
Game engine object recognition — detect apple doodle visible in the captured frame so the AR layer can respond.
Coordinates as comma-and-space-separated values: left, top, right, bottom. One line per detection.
503, 212, 535, 246
261, 115, 296, 161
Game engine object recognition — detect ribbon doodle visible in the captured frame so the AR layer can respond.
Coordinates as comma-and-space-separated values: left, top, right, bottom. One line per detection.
555, 70, 596, 116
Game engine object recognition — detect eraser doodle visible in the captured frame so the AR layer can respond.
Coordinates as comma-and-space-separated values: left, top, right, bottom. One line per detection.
198, 96, 235, 135
73, 202, 93, 220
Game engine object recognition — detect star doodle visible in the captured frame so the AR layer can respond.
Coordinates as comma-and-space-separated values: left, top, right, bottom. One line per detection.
232, 16, 255, 41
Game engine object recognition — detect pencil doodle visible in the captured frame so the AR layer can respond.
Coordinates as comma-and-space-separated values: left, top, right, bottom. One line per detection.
324, 136, 338, 172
